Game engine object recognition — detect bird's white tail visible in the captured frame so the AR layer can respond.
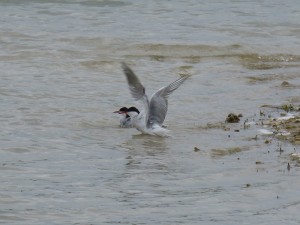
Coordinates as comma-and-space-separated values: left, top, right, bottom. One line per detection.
152, 124, 170, 137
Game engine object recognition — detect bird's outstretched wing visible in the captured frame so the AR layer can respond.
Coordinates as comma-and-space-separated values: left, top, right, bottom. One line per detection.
122, 63, 146, 101
147, 75, 189, 128
122, 63, 150, 120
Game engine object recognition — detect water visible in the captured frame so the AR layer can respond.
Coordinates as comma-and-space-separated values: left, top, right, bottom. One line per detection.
1, 0, 300, 224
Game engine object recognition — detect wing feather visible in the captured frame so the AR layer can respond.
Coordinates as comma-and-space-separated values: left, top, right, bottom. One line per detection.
122, 63, 145, 101
147, 75, 189, 127
121, 63, 149, 121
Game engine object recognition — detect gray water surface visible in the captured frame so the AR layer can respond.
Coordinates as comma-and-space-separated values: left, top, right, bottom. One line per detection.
1, 0, 300, 224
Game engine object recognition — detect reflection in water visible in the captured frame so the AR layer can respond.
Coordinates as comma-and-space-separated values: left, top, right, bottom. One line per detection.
115, 135, 171, 210
121, 134, 169, 170
122, 134, 169, 156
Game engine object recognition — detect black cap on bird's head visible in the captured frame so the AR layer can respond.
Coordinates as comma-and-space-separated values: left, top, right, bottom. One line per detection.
113, 107, 128, 114
114, 106, 139, 115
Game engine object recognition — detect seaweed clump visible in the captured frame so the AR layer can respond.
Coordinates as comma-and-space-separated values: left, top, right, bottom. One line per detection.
225, 113, 242, 123
272, 116, 300, 144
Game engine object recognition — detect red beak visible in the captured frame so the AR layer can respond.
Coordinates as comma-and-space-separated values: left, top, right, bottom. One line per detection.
113, 110, 126, 114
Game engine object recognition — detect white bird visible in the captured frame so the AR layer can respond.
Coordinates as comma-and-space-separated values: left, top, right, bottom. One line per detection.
113, 106, 139, 128
121, 62, 189, 137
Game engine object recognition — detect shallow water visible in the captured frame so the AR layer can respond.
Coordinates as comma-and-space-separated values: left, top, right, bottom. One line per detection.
1, 0, 300, 224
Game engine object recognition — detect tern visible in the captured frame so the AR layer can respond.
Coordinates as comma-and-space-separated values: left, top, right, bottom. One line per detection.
113, 106, 139, 128
121, 63, 189, 137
